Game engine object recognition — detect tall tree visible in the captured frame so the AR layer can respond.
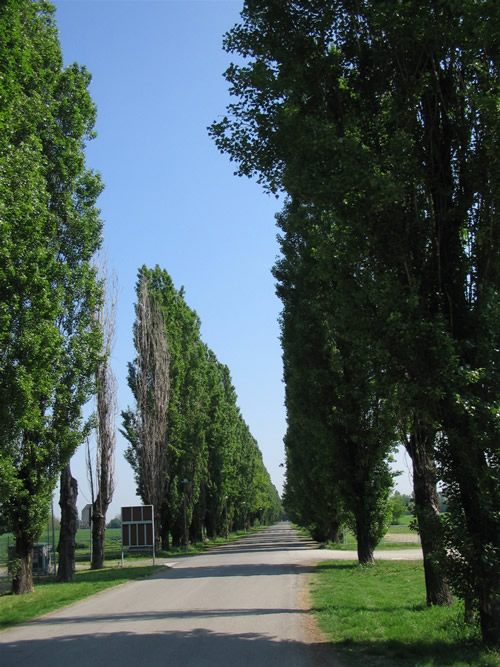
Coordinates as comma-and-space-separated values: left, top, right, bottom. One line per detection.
274, 200, 396, 563
0, 0, 103, 594
123, 269, 170, 550
89, 259, 117, 570
210, 0, 499, 636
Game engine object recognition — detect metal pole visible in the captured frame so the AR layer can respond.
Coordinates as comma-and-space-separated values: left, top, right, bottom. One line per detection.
183, 493, 187, 552
183, 479, 188, 553
225, 496, 228, 540
51, 501, 56, 575
152, 509, 156, 565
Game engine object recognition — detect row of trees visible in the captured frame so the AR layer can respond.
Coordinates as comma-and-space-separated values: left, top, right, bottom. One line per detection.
210, 0, 499, 645
0, 1, 280, 592
122, 266, 282, 549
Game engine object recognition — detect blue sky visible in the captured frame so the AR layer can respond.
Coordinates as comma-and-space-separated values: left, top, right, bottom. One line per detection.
52, 0, 412, 520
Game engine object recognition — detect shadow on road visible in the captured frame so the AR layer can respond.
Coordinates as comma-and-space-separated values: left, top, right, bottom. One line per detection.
0, 627, 341, 667
160, 561, 315, 580
208, 541, 319, 555
206, 525, 320, 556
18, 606, 308, 627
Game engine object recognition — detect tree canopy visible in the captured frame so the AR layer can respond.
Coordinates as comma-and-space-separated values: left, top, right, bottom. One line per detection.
210, 0, 500, 645
122, 266, 281, 549
0, 0, 103, 593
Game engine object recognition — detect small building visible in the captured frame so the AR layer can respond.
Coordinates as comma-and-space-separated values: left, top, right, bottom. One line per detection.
80, 504, 92, 529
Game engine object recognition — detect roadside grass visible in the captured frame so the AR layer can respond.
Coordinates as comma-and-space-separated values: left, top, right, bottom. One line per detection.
325, 537, 422, 552
0, 565, 163, 631
292, 522, 421, 551
310, 560, 500, 667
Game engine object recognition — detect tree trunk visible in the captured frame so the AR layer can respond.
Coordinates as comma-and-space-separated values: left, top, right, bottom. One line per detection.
191, 505, 203, 544
171, 523, 182, 547
329, 521, 341, 543
479, 586, 500, 647
161, 518, 170, 551
153, 506, 162, 552
406, 424, 453, 606
356, 515, 375, 565
11, 533, 34, 594
91, 506, 106, 570
57, 463, 78, 582
205, 509, 216, 540
447, 415, 500, 646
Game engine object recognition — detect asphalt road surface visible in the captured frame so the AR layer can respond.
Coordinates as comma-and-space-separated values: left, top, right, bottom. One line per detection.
0, 522, 421, 666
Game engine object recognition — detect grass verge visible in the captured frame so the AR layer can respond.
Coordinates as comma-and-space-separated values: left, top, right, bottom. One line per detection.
310, 560, 499, 666
0, 565, 163, 631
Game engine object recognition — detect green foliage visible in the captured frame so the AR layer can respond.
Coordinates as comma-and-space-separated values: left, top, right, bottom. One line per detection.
106, 515, 121, 529
122, 266, 281, 546
274, 200, 397, 561
0, 0, 103, 590
211, 0, 500, 643
390, 492, 409, 525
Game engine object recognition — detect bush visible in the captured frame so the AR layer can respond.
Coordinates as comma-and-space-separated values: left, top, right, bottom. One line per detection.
390, 492, 408, 524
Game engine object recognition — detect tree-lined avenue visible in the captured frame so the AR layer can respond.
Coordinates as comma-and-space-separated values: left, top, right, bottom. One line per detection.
0, 523, 420, 666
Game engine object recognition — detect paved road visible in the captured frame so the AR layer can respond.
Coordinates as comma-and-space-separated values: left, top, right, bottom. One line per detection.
0, 522, 421, 666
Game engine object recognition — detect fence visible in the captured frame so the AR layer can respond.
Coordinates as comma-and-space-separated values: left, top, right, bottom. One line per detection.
0, 529, 125, 585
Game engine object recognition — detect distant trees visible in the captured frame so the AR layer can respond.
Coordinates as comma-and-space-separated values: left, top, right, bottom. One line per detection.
390, 493, 410, 525
0, 0, 103, 594
210, 0, 499, 645
106, 515, 121, 529
122, 266, 281, 547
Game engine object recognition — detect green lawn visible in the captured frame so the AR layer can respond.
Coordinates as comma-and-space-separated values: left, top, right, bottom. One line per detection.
310, 560, 500, 666
393, 513, 414, 526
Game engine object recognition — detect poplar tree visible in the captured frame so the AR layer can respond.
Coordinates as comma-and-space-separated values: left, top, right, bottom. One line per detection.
123, 269, 170, 550
210, 0, 499, 641
274, 200, 396, 562
0, 0, 103, 593
123, 266, 282, 546
90, 260, 117, 570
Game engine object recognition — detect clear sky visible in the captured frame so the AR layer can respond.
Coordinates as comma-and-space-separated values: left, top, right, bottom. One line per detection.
52, 0, 413, 521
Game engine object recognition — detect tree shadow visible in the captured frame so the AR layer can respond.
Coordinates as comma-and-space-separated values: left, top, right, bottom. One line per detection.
332, 637, 488, 666
158, 561, 315, 580
207, 532, 320, 555
22, 606, 308, 627
0, 626, 342, 667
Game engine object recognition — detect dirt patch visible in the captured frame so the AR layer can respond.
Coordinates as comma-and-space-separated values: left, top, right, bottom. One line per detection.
298, 574, 346, 667
384, 533, 420, 543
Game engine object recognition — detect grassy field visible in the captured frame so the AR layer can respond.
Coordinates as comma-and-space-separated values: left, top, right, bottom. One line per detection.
310, 560, 500, 667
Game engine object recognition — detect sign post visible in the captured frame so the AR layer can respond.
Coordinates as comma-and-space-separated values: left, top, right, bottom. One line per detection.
121, 505, 155, 566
